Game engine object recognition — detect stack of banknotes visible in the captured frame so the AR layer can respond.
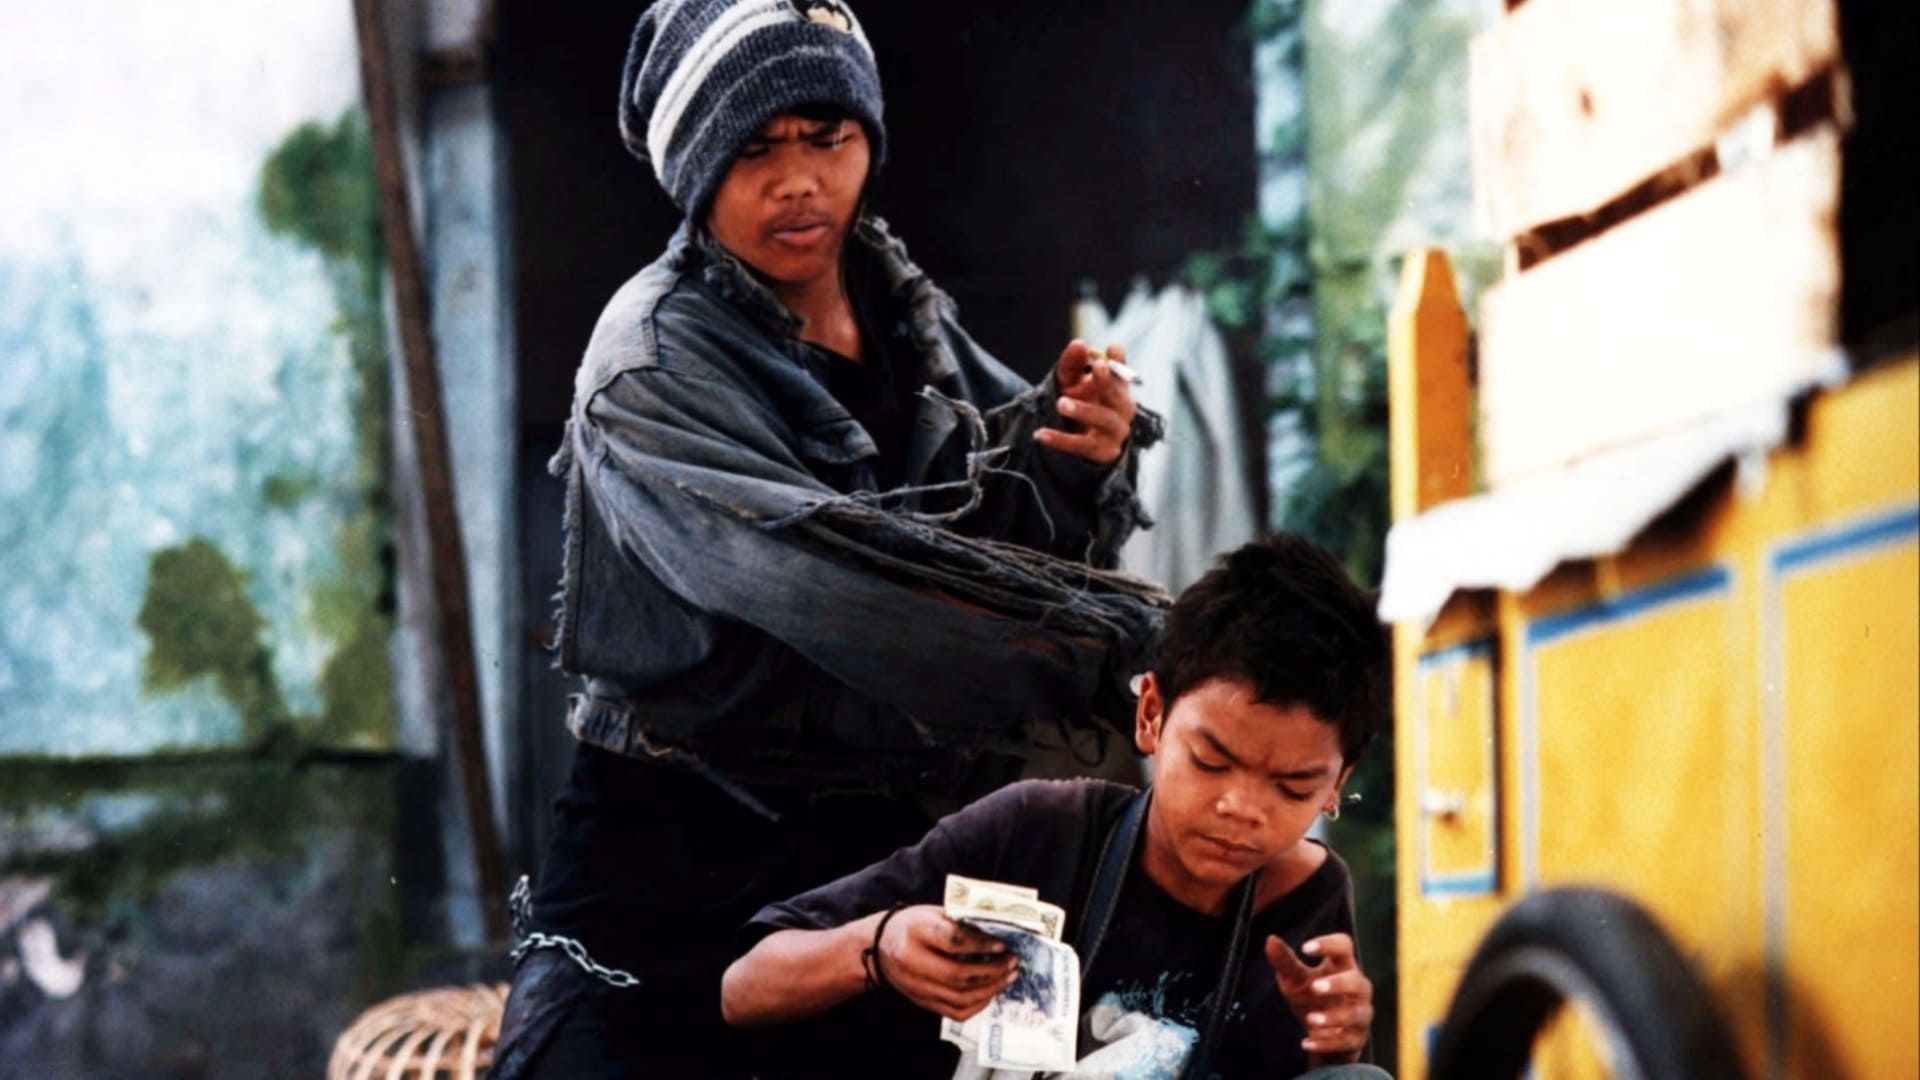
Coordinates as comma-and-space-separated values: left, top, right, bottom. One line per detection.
939, 874, 1080, 1072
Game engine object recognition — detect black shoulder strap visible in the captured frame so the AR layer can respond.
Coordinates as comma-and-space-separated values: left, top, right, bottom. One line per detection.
1072, 789, 1258, 1080
1074, 789, 1149, 971
1185, 873, 1257, 1080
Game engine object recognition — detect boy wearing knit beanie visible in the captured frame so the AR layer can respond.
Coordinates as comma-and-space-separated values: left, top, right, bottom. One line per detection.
493, 1, 1165, 1074
620, 0, 887, 219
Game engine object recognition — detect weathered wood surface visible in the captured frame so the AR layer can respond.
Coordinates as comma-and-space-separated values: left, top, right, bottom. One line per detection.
354, 0, 509, 940
1471, 0, 1838, 239
1389, 249, 1475, 519
1478, 129, 1841, 489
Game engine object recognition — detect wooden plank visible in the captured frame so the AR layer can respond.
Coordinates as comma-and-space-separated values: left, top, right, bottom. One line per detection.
1478, 129, 1841, 490
1471, 0, 1838, 238
1389, 249, 1475, 519
354, 0, 509, 940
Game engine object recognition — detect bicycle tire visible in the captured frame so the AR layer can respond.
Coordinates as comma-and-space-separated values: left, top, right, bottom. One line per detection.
1428, 887, 1744, 1080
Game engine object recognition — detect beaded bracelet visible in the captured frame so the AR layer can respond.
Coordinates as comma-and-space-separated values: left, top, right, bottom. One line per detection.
862, 903, 907, 993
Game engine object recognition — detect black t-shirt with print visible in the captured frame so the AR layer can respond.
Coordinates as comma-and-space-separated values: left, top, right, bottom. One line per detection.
744, 778, 1357, 1079
1079, 850, 1355, 1078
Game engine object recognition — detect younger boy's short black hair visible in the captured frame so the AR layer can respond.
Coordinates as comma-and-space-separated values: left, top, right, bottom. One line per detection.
1151, 534, 1388, 765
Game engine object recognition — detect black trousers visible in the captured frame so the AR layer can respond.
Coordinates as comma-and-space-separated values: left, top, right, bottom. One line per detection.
493, 750, 942, 1077
494, 950, 679, 1078
494, 948, 949, 1079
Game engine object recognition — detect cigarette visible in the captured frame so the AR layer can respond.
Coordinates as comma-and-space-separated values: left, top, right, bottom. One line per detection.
1086, 350, 1143, 385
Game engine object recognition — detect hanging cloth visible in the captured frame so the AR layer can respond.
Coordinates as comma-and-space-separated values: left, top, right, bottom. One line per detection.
1080, 283, 1259, 592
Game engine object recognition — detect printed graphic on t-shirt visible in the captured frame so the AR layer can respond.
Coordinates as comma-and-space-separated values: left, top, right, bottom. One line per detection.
1075, 985, 1200, 1078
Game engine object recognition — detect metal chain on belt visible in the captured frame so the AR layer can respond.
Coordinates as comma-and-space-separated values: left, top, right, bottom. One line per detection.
507, 875, 644, 989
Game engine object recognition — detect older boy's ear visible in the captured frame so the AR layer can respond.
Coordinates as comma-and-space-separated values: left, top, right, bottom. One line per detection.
1134, 672, 1163, 755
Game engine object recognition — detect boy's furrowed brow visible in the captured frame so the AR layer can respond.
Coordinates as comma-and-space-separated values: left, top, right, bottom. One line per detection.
1199, 730, 1332, 781
1198, 730, 1244, 766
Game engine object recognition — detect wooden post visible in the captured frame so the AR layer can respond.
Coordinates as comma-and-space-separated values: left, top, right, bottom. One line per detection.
353, 0, 508, 942
1388, 249, 1474, 521
1388, 248, 1473, 1079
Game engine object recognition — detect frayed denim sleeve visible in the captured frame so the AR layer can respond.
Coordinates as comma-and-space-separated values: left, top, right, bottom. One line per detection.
964, 370, 1165, 569
579, 366, 1168, 742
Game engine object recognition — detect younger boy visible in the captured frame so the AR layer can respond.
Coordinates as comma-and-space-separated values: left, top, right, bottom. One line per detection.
722, 534, 1390, 1078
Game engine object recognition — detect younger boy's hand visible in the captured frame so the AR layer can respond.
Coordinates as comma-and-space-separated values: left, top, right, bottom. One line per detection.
877, 905, 1020, 1022
1265, 932, 1373, 1063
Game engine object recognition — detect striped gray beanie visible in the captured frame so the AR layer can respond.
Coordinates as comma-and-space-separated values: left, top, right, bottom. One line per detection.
619, 0, 886, 217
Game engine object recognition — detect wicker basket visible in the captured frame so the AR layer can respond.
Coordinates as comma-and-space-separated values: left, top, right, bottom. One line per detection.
327, 983, 509, 1080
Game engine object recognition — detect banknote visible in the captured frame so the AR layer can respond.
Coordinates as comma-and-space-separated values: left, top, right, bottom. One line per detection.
946, 873, 1039, 903
944, 873, 1064, 941
938, 875, 1080, 1072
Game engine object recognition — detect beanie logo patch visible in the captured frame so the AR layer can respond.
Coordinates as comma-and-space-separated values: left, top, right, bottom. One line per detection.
789, 0, 854, 34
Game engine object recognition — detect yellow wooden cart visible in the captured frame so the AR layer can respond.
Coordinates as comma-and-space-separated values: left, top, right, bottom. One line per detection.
1380, 2, 1917, 1076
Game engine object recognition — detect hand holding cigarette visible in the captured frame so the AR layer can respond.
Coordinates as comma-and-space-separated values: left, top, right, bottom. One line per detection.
1037, 339, 1139, 467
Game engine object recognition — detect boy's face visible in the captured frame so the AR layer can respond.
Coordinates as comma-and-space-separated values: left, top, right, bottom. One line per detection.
705, 113, 869, 295
1134, 674, 1350, 912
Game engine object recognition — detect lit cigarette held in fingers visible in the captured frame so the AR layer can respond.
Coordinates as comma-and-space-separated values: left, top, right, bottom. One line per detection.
1085, 348, 1143, 385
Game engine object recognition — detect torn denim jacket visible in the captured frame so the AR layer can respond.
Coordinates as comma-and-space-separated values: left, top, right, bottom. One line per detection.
549, 217, 1169, 798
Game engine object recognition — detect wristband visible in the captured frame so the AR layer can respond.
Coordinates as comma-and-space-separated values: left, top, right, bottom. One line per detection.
862, 904, 906, 994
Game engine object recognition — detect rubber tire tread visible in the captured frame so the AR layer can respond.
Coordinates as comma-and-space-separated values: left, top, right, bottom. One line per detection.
1428, 887, 1744, 1080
